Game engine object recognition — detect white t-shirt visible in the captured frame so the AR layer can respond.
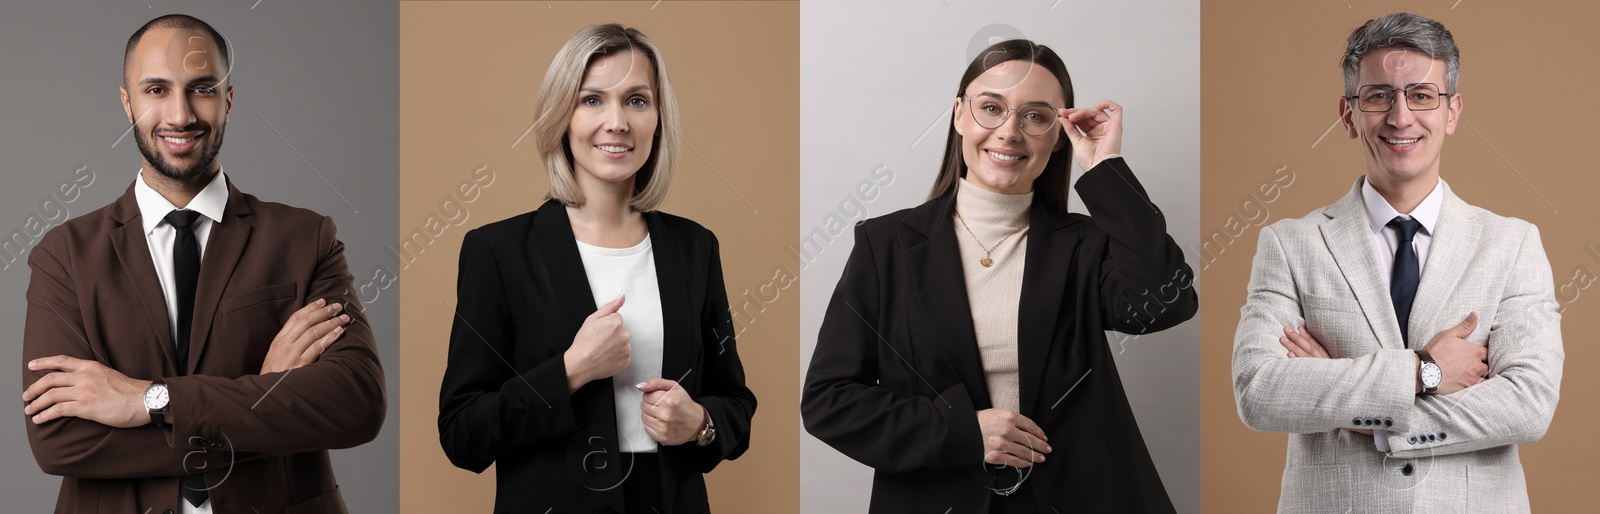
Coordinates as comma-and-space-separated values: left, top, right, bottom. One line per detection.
576, 235, 665, 453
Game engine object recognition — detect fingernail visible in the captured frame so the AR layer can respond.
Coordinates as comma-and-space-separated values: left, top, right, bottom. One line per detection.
27, 360, 35, 369
333, 326, 344, 333
316, 298, 326, 306
331, 303, 342, 312
340, 314, 350, 322
636, 382, 647, 390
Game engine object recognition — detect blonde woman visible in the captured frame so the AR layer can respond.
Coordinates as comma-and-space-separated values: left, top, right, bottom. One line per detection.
438, 24, 755, 513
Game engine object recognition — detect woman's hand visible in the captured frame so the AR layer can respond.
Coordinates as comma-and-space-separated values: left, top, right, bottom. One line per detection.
1059, 100, 1124, 171
563, 294, 631, 393
977, 408, 1052, 468
638, 378, 708, 446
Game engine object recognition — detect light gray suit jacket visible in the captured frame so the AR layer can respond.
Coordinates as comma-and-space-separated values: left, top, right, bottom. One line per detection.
1232, 177, 1563, 513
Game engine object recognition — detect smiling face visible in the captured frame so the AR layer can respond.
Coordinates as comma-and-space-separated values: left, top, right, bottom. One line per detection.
1340, 47, 1462, 189
952, 60, 1067, 195
120, 27, 232, 183
567, 49, 659, 191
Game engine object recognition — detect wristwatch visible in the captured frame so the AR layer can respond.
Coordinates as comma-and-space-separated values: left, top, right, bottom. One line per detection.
1417, 350, 1442, 395
695, 410, 717, 447
143, 380, 170, 426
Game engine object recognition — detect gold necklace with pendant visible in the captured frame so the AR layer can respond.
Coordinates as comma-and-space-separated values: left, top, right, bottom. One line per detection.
954, 209, 1027, 268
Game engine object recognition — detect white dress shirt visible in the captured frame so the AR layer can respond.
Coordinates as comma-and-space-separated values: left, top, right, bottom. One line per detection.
133, 168, 228, 514
1361, 176, 1444, 290
575, 235, 665, 453
1358, 175, 1444, 452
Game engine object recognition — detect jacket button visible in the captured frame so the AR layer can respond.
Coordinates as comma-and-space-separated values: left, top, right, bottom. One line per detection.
1353, 417, 1362, 426
1439, 432, 1447, 441
1408, 436, 1417, 444
1384, 418, 1393, 427
1427, 434, 1436, 442
1401, 463, 1414, 476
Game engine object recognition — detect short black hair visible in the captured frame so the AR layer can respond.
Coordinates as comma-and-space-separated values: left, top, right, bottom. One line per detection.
123, 14, 230, 83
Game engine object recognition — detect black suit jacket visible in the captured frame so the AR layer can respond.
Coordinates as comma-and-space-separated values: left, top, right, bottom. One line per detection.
438, 200, 755, 514
801, 158, 1197, 513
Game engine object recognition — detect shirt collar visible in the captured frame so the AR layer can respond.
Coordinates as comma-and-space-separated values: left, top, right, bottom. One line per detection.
1360, 175, 1445, 237
133, 168, 229, 235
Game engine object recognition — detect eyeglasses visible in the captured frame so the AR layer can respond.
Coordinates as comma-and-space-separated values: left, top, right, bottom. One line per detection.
964, 95, 1061, 136
1348, 83, 1453, 113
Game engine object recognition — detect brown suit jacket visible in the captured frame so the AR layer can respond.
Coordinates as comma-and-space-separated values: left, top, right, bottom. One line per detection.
22, 178, 386, 514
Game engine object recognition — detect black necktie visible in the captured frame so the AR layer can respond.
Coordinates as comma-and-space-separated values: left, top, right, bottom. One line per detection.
1388, 217, 1423, 345
163, 209, 208, 507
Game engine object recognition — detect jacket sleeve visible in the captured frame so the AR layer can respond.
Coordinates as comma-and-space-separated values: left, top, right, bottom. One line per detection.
664, 233, 757, 473
1232, 225, 1420, 434
160, 216, 387, 454
800, 222, 985, 473
1383, 225, 1563, 457
22, 237, 252, 478
437, 228, 581, 473
1075, 157, 1199, 334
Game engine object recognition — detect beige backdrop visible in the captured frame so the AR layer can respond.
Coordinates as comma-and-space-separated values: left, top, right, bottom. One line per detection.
1201, 1, 1600, 511
398, 2, 799, 512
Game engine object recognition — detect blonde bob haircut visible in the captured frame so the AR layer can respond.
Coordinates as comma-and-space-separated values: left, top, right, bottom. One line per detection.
532, 23, 680, 212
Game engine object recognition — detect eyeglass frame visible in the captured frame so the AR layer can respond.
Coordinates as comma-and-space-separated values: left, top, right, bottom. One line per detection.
962, 93, 1064, 136
1346, 83, 1455, 113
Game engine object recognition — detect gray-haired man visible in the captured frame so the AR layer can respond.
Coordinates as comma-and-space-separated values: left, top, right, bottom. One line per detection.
1231, 12, 1562, 512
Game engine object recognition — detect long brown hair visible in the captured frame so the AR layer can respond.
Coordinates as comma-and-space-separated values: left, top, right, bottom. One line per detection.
926, 39, 1075, 213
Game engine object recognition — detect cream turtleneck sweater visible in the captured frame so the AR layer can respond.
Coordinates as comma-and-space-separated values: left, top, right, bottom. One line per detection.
952, 178, 1032, 413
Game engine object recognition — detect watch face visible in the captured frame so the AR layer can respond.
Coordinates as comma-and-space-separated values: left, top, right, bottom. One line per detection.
1421, 363, 1443, 388
144, 385, 169, 410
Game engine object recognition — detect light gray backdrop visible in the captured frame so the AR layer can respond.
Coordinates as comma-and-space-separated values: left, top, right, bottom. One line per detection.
799, 1, 1201, 512
0, 1, 399, 511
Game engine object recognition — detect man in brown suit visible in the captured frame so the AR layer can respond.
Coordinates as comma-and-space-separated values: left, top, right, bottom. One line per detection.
19, 14, 385, 514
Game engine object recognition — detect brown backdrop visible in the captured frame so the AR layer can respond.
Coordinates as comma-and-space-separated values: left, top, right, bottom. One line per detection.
398, 2, 799, 512
1201, 1, 1600, 511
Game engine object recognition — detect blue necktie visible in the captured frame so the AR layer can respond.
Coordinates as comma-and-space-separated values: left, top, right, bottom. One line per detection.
1388, 217, 1423, 345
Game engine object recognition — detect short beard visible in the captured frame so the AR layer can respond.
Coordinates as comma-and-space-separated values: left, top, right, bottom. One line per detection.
135, 123, 224, 183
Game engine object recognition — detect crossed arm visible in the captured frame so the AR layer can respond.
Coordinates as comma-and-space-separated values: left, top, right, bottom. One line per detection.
1232, 225, 1562, 457
21, 217, 385, 478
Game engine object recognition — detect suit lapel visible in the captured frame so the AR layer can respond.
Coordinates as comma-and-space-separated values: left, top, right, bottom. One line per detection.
530, 200, 601, 344
646, 211, 696, 514
187, 179, 253, 374
1319, 178, 1405, 349
1016, 201, 1081, 417
648, 212, 697, 406
1405, 188, 1480, 348
528, 200, 623, 513
901, 195, 992, 409
107, 182, 179, 373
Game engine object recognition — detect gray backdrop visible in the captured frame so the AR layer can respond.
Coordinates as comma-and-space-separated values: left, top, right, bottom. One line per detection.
798, 1, 1201, 512
0, 1, 399, 511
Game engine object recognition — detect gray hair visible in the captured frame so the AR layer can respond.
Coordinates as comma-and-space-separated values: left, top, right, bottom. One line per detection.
1341, 12, 1459, 97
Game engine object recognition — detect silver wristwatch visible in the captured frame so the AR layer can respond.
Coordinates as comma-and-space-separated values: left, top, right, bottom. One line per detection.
143, 381, 170, 426
1417, 350, 1442, 394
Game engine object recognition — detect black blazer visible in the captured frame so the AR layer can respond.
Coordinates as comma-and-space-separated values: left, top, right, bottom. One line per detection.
438, 200, 756, 514
801, 158, 1197, 513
